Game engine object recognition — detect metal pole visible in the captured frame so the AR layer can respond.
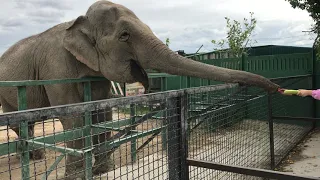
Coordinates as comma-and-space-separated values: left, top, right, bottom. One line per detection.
166, 97, 180, 180
311, 47, 317, 128
180, 93, 189, 180
187, 159, 320, 180
83, 82, 93, 179
241, 53, 246, 71
18, 86, 30, 180
130, 104, 137, 162
167, 94, 189, 180
161, 77, 167, 151
267, 93, 275, 169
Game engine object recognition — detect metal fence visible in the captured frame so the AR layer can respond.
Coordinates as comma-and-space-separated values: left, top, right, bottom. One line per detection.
187, 75, 316, 180
0, 76, 318, 180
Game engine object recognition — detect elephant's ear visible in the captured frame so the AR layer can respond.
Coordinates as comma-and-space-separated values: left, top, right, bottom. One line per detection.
63, 16, 99, 71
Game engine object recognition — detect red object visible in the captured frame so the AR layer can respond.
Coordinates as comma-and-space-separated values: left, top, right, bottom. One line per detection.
278, 88, 285, 94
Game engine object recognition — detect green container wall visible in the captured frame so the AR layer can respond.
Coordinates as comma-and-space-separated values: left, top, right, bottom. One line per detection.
187, 45, 313, 60
246, 52, 313, 78
164, 57, 241, 90
245, 52, 313, 120
163, 52, 312, 90
247, 45, 312, 56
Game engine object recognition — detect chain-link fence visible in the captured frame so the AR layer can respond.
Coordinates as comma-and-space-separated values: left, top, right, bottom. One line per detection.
187, 75, 315, 180
0, 78, 316, 180
188, 85, 270, 180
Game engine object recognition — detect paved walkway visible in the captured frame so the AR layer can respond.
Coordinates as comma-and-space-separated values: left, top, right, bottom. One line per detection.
280, 128, 320, 178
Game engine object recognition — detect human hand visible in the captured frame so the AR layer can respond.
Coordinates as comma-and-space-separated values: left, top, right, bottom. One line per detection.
279, 89, 298, 96
297, 89, 312, 97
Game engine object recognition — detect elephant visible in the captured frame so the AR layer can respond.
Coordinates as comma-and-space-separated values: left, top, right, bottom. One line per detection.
0, 0, 279, 179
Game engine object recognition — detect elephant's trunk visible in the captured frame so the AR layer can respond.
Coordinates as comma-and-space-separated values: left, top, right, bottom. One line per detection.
142, 42, 279, 92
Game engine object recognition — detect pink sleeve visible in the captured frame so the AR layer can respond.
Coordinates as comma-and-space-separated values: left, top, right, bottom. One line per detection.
312, 89, 320, 100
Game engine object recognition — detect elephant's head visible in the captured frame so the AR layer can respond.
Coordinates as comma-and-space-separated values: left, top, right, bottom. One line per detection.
63, 0, 279, 93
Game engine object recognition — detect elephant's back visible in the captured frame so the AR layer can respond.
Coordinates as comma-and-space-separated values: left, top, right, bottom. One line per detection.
0, 21, 71, 61
0, 34, 40, 81
0, 21, 72, 81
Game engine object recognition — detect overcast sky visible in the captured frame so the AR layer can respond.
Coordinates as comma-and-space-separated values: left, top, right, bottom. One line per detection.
0, 0, 316, 55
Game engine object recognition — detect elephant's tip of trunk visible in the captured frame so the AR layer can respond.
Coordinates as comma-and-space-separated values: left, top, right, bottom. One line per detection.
260, 80, 280, 94
239, 78, 280, 94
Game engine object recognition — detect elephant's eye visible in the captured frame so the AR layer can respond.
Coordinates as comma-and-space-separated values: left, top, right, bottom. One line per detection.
119, 30, 130, 42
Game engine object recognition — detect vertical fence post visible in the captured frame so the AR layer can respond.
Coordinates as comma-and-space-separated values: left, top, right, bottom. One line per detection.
241, 53, 249, 119
83, 82, 93, 179
187, 77, 191, 88
241, 53, 246, 71
18, 86, 30, 180
180, 92, 189, 180
267, 93, 275, 170
161, 77, 168, 151
123, 83, 127, 97
130, 104, 137, 162
166, 93, 189, 180
311, 48, 317, 127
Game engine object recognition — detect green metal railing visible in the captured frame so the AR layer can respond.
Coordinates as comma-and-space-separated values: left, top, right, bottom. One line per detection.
0, 77, 104, 180
0, 75, 172, 180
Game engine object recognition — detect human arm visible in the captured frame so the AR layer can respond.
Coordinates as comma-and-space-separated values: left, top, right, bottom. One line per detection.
297, 89, 320, 100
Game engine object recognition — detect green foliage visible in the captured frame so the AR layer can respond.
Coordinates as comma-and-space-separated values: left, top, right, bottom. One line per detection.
285, 0, 320, 58
211, 12, 257, 57
165, 37, 170, 47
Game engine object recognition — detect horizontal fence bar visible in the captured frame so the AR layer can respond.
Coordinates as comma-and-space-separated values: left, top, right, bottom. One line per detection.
0, 68, 309, 88
92, 117, 132, 129
0, 77, 106, 87
0, 126, 163, 156
0, 128, 84, 155
272, 116, 319, 122
0, 84, 238, 126
0, 140, 18, 156
147, 73, 178, 78
93, 127, 163, 154
0, 73, 177, 87
26, 140, 85, 157
0, 116, 156, 156
269, 74, 312, 80
91, 124, 122, 131
187, 159, 320, 180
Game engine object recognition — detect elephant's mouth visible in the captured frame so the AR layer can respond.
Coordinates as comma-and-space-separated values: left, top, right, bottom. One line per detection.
129, 59, 149, 93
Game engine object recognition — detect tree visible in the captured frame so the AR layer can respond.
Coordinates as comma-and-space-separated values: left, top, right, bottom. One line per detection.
165, 37, 170, 47
285, 0, 320, 57
211, 12, 257, 58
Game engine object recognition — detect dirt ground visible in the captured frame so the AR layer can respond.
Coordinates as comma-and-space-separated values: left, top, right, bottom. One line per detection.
0, 106, 164, 180
278, 128, 320, 178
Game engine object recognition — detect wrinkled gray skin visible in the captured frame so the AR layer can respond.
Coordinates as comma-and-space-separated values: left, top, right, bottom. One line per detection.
0, 1, 279, 179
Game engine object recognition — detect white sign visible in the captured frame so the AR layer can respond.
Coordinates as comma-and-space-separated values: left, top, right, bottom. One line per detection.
126, 82, 145, 96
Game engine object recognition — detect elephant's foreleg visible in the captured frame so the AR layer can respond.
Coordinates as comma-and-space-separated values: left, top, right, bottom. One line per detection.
59, 117, 86, 180
44, 84, 88, 179
9, 122, 45, 160
0, 98, 45, 160
26, 121, 45, 160
92, 108, 115, 175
